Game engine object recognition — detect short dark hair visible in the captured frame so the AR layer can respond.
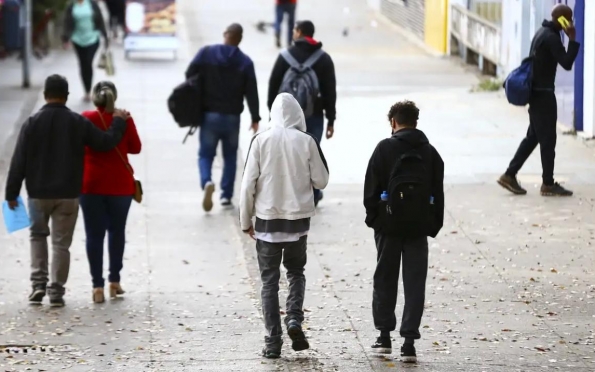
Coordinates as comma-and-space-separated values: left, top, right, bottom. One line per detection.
387, 100, 419, 127
44, 74, 69, 99
296, 20, 315, 37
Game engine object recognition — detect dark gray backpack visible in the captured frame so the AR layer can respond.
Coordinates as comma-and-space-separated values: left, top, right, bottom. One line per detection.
278, 49, 324, 118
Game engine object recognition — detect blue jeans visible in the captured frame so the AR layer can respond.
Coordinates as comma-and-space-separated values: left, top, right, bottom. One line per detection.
199, 112, 241, 200
79, 195, 133, 288
306, 115, 324, 201
275, 3, 296, 46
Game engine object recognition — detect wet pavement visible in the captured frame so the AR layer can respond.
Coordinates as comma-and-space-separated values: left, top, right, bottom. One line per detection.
1, 0, 594, 370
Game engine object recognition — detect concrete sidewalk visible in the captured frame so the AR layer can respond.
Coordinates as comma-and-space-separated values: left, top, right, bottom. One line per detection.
1, 0, 594, 370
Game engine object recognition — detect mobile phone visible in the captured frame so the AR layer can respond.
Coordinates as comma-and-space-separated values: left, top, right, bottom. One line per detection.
557, 16, 571, 30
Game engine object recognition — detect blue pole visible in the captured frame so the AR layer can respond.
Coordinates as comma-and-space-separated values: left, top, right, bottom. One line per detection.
574, 0, 584, 131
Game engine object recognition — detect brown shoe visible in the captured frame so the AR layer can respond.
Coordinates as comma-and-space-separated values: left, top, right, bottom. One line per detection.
497, 174, 527, 195
93, 288, 105, 304
541, 182, 573, 197
109, 283, 125, 298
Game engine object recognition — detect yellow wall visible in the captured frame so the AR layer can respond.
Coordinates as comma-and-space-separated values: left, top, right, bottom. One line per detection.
424, 0, 448, 53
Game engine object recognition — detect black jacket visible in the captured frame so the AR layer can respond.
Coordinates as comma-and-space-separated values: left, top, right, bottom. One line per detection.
5, 103, 127, 201
62, 0, 108, 46
268, 38, 337, 125
363, 128, 444, 238
186, 44, 260, 123
530, 20, 580, 90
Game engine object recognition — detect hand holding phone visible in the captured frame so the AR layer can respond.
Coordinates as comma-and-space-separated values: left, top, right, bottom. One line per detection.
557, 16, 576, 40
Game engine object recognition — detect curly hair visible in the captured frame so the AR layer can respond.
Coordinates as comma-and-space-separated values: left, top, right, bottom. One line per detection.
387, 100, 419, 127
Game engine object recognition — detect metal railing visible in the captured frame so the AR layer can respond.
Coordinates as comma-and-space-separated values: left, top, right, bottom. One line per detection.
451, 3, 502, 65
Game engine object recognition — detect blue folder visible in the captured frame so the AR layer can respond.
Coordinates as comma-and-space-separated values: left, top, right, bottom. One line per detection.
2, 196, 31, 233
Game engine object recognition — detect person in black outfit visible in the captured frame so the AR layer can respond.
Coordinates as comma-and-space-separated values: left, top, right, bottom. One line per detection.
363, 101, 444, 363
268, 20, 336, 206
5, 75, 129, 307
498, 4, 580, 197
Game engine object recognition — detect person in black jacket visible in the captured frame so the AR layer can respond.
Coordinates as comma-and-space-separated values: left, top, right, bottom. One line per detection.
267, 20, 336, 206
62, 0, 109, 102
498, 4, 580, 197
185, 23, 260, 212
363, 100, 444, 363
5, 74, 129, 307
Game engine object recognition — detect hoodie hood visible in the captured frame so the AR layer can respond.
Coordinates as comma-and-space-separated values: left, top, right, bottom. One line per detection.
391, 128, 430, 147
211, 44, 243, 67
542, 19, 560, 32
294, 38, 323, 52
270, 93, 306, 131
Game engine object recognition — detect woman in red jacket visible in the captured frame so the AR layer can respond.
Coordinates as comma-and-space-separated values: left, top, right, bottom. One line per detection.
80, 81, 141, 303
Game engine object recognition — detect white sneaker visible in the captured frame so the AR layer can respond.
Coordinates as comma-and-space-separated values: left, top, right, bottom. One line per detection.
221, 198, 233, 209
203, 182, 215, 212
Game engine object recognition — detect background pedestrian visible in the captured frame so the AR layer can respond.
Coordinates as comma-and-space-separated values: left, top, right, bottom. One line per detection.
274, 0, 297, 48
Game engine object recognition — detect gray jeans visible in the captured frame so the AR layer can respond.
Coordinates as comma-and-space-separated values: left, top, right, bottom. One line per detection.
28, 198, 79, 296
256, 236, 307, 344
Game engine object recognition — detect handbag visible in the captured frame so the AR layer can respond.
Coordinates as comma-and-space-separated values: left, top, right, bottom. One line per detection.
97, 48, 115, 76
97, 111, 143, 203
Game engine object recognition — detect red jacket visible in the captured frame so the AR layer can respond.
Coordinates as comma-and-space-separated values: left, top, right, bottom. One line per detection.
276, 0, 296, 4
81, 109, 142, 196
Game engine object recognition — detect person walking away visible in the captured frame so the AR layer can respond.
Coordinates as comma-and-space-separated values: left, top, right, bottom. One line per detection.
363, 100, 444, 363
240, 93, 329, 359
185, 23, 260, 212
4, 75, 129, 307
268, 20, 336, 207
80, 81, 142, 304
498, 4, 580, 197
104, 0, 126, 39
62, 0, 109, 102
274, 0, 297, 48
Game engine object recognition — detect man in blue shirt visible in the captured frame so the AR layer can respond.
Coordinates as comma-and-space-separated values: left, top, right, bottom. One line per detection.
186, 24, 260, 212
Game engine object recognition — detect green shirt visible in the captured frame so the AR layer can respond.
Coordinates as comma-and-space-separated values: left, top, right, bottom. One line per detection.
70, 0, 100, 47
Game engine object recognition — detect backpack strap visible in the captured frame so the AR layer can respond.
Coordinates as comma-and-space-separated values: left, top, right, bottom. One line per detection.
302, 49, 325, 68
280, 48, 325, 70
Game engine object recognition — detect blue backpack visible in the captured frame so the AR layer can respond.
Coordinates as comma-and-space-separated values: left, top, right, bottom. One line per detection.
504, 30, 546, 106
504, 57, 533, 106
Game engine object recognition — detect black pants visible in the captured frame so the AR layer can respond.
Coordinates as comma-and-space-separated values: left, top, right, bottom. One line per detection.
372, 233, 428, 339
506, 91, 557, 185
105, 0, 125, 31
73, 41, 99, 94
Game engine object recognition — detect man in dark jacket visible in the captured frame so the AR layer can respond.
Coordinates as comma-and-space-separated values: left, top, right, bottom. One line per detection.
363, 100, 444, 363
267, 20, 336, 206
5, 74, 129, 307
498, 4, 580, 197
186, 23, 260, 212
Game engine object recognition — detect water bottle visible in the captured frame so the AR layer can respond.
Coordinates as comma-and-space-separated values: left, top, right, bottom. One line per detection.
381, 191, 389, 201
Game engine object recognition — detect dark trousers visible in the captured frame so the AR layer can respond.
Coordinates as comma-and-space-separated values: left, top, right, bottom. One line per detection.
79, 194, 133, 288
373, 233, 428, 339
256, 236, 307, 346
506, 91, 557, 185
306, 114, 324, 201
105, 0, 125, 30
275, 3, 296, 46
73, 41, 99, 94
198, 112, 241, 200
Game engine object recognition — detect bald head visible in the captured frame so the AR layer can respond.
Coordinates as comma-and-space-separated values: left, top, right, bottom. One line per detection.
552, 4, 573, 29
224, 23, 243, 46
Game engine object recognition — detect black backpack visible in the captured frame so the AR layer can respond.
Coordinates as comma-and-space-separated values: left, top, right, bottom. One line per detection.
167, 74, 203, 143
384, 143, 432, 237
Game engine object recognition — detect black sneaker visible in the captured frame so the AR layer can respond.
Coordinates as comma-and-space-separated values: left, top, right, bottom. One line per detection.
262, 338, 283, 359
221, 198, 233, 208
49, 297, 65, 308
314, 191, 324, 207
371, 337, 392, 354
400, 343, 417, 363
28, 286, 46, 304
541, 182, 573, 197
497, 174, 527, 195
287, 320, 309, 352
